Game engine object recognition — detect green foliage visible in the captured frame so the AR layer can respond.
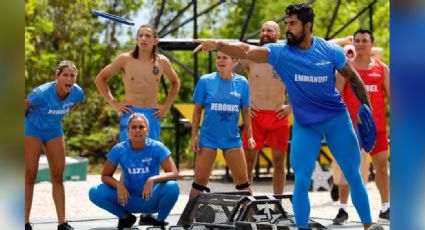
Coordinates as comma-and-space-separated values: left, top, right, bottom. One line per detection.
66, 126, 118, 164
25, 0, 389, 169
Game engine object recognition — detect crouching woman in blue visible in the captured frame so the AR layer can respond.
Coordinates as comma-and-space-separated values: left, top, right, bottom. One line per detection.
190, 51, 256, 198
25, 60, 85, 230
89, 113, 179, 230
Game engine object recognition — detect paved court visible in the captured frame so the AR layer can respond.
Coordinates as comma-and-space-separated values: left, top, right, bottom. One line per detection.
29, 171, 389, 229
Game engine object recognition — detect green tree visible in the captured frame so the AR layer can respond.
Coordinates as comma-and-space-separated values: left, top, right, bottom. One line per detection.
25, 0, 389, 168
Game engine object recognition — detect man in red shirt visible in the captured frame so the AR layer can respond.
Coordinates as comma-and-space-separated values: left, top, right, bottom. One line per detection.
332, 28, 390, 224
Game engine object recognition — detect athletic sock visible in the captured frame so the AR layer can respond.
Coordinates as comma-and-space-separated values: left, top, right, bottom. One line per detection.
381, 202, 390, 212
339, 203, 349, 212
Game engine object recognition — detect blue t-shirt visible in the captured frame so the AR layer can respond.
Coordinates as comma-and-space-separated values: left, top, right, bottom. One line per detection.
265, 37, 347, 124
26, 81, 85, 130
107, 138, 171, 195
192, 72, 250, 148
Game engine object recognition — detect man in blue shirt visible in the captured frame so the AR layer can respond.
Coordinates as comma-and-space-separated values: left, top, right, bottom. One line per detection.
194, 3, 376, 230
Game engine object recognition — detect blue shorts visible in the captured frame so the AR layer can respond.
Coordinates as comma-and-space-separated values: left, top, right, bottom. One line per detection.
25, 118, 63, 143
199, 135, 242, 150
120, 107, 161, 141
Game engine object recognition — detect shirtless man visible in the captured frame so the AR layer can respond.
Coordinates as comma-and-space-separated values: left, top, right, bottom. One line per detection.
95, 24, 180, 142
95, 24, 180, 226
234, 21, 292, 195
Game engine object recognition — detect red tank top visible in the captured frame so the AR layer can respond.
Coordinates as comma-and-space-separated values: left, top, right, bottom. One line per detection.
342, 59, 388, 132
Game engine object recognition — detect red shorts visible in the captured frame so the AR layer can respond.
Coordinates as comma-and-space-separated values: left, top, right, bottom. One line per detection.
242, 110, 290, 151
368, 131, 389, 156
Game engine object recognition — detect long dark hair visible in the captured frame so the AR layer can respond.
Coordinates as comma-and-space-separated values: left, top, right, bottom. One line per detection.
131, 24, 159, 63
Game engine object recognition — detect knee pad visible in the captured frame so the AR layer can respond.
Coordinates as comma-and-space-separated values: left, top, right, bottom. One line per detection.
192, 182, 210, 192
235, 182, 250, 190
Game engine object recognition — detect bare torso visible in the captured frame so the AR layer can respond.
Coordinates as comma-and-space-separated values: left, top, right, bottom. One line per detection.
246, 61, 286, 110
121, 53, 166, 108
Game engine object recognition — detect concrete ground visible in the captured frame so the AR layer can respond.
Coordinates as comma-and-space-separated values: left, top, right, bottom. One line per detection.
29, 170, 389, 229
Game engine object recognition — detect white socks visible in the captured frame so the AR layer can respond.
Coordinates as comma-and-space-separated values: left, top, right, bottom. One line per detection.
339, 203, 349, 212
381, 202, 390, 212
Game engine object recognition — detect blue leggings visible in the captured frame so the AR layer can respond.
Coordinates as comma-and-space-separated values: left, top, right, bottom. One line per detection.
291, 111, 371, 227
89, 181, 179, 221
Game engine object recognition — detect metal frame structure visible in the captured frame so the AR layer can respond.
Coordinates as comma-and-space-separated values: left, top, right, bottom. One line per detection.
152, 0, 379, 169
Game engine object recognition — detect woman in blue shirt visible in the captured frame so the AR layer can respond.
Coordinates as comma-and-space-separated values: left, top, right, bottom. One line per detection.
89, 113, 179, 230
190, 51, 256, 198
25, 60, 85, 230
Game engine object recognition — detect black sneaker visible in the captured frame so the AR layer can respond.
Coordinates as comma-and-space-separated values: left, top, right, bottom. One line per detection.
330, 184, 339, 201
117, 214, 137, 230
139, 214, 168, 226
57, 222, 74, 230
378, 208, 390, 222
333, 208, 349, 225
153, 220, 168, 230
25, 223, 33, 230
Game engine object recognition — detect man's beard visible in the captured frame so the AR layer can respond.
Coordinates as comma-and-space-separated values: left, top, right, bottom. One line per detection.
259, 35, 277, 46
286, 31, 304, 46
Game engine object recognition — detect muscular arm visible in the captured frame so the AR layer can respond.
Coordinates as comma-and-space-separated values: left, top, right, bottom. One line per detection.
102, 159, 131, 205
241, 106, 253, 139
329, 36, 353, 46
191, 104, 202, 138
191, 103, 203, 152
194, 39, 269, 63
94, 55, 126, 106
383, 63, 390, 102
148, 157, 179, 183
337, 61, 371, 108
218, 41, 269, 63
101, 161, 120, 188
335, 72, 347, 94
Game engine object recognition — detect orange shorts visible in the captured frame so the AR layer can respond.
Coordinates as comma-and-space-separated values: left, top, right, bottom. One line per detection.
242, 110, 290, 151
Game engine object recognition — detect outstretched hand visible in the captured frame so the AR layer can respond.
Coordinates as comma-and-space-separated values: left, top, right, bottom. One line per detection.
193, 39, 220, 53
